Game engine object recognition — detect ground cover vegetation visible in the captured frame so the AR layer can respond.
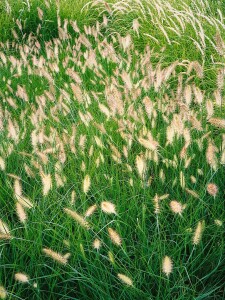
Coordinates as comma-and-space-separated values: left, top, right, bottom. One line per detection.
0, 0, 225, 299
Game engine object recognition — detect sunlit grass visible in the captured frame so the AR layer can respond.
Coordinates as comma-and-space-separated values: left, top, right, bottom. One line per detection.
0, 1, 224, 299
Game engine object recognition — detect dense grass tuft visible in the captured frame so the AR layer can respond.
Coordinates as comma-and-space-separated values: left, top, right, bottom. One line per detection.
0, 1, 225, 299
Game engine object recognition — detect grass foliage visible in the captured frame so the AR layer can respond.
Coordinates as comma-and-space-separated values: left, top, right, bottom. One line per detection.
0, 0, 225, 299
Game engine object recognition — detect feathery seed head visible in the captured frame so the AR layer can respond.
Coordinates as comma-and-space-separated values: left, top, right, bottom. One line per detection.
207, 183, 218, 196
136, 154, 146, 178
93, 238, 101, 250
14, 179, 22, 196
0, 286, 7, 299
117, 273, 133, 286
170, 200, 185, 215
214, 219, 223, 226
85, 204, 97, 217
0, 220, 10, 235
71, 190, 76, 204
16, 202, 27, 223
43, 248, 69, 265
101, 201, 117, 215
15, 273, 29, 283
64, 208, 90, 229
40, 172, 52, 196
208, 118, 225, 129
83, 174, 91, 194
193, 221, 205, 245
108, 227, 122, 246
162, 256, 173, 276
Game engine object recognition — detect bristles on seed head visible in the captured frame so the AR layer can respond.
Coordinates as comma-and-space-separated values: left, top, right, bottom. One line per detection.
15, 273, 29, 283
135, 155, 146, 178
207, 183, 218, 196
117, 273, 133, 286
64, 208, 90, 229
208, 118, 225, 129
0, 157, 5, 171
0, 220, 10, 235
83, 174, 91, 194
101, 201, 117, 214
192, 221, 205, 245
206, 142, 218, 170
71, 190, 76, 204
107, 227, 122, 246
40, 172, 52, 196
42, 248, 69, 265
15, 195, 33, 208
169, 200, 185, 215
14, 179, 22, 196
0, 285, 7, 299
180, 171, 185, 189
16, 202, 27, 223
162, 256, 173, 277
93, 238, 101, 250
84, 204, 97, 217
214, 219, 223, 226
185, 188, 199, 199
0, 234, 11, 240
153, 194, 160, 214
108, 251, 115, 265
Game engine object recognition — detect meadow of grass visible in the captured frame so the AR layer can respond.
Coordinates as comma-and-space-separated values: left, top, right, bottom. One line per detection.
0, 0, 225, 299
